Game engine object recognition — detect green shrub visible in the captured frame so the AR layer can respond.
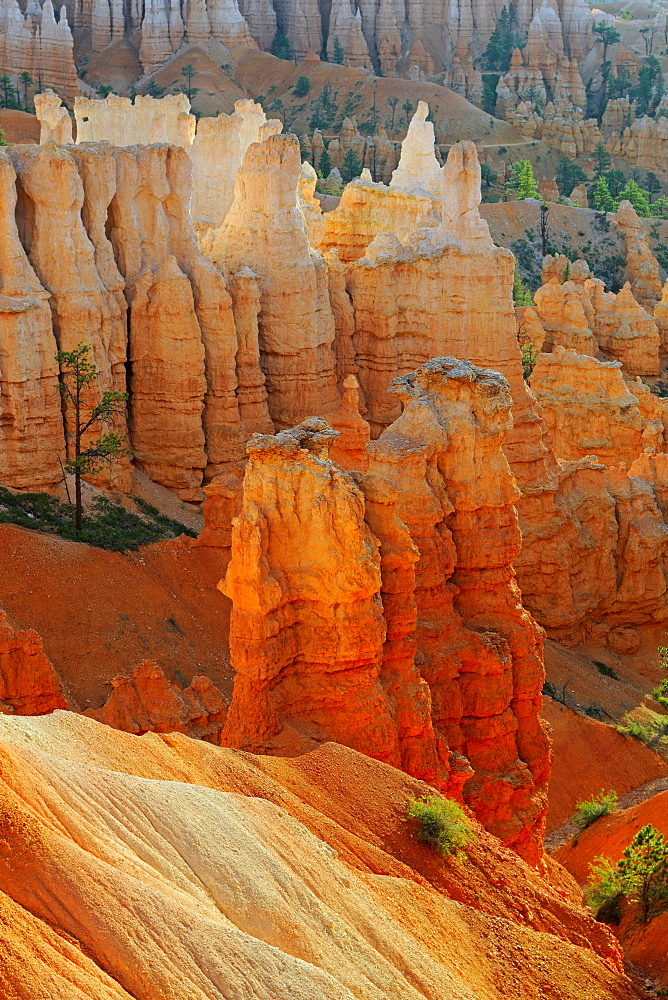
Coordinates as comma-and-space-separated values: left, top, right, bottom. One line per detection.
572, 790, 618, 831
653, 677, 668, 709
594, 660, 618, 679
586, 855, 624, 922
407, 795, 474, 857
0, 486, 196, 552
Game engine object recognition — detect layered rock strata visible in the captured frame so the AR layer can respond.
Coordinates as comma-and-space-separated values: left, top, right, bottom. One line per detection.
530, 347, 666, 465
204, 134, 340, 429
222, 359, 549, 863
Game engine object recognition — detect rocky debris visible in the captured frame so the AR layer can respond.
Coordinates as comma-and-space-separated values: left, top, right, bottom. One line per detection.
0, 610, 68, 715
85, 659, 228, 740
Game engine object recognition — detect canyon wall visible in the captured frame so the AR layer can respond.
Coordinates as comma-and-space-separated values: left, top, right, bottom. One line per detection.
0, 138, 273, 499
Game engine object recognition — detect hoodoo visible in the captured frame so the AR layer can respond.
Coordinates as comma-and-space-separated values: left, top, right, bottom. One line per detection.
3, 83, 668, 996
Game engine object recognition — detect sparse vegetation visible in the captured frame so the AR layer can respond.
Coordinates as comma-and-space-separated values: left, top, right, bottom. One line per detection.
407, 795, 474, 857
572, 790, 618, 832
0, 487, 196, 551
588, 825, 668, 925
594, 660, 618, 679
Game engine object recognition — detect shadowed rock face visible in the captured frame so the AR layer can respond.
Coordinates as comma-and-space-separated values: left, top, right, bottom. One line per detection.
221, 360, 549, 865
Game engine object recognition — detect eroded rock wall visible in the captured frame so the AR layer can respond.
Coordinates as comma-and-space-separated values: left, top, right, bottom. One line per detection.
222, 360, 549, 863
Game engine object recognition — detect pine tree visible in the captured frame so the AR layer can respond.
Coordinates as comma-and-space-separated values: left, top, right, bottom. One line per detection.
507, 160, 538, 199
332, 36, 345, 64
618, 825, 668, 924
341, 146, 362, 183
593, 176, 615, 212
593, 142, 612, 177
318, 146, 332, 178
56, 343, 129, 532
271, 29, 293, 60
617, 178, 651, 217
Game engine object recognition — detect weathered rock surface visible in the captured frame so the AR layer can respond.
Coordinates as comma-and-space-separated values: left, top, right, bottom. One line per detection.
85, 659, 227, 740
530, 347, 666, 465
204, 134, 340, 429
0, 709, 637, 1000
0, 610, 67, 715
223, 359, 549, 863
0, 149, 65, 489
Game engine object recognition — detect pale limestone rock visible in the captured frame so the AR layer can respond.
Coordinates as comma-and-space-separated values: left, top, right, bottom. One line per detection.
73, 93, 195, 147
139, 0, 172, 73
326, 0, 372, 68
297, 160, 326, 247
207, 0, 256, 47
191, 100, 276, 233
35, 89, 73, 143
389, 102, 443, 200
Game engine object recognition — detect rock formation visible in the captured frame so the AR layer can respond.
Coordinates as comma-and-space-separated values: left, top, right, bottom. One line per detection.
0, 610, 67, 714
531, 257, 660, 377
0, 149, 65, 490
86, 659, 227, 740
530, 347, 666, 465
0, 0, 78, 104
614, 200, 663, 312
73, 93, 196, 147
223, 358, 549, 863
0, 709, 638, 1000
389, 100, 443, 199
204, 133, 340, 429
34, 88, 73, 143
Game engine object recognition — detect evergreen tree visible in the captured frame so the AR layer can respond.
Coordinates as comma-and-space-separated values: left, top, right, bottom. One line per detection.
618, 825, 668, 924
603, 168, 626, 198
19, 71, 34, 111
318, 146, 332, 178
179, 63, 199, 102
651, 195, 668, 218
332, 36, 345, 64
271, 29, 294, 60
482, 4, 526, 72
617, 178, 651, 216
146, 80, 166, 97
294, 75, 311, 97
95, 83, 115, 98
593, 142, 612, 177
341, 146, 362, 183
593, 175, 615, 212
56, 344, 129, 532
555, 155, 587, 196
646, 171, 662, 202
506, 160, 538, 199
634, 55, 663, 115
0, 74, 20, 109
480, 163, 498, 188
